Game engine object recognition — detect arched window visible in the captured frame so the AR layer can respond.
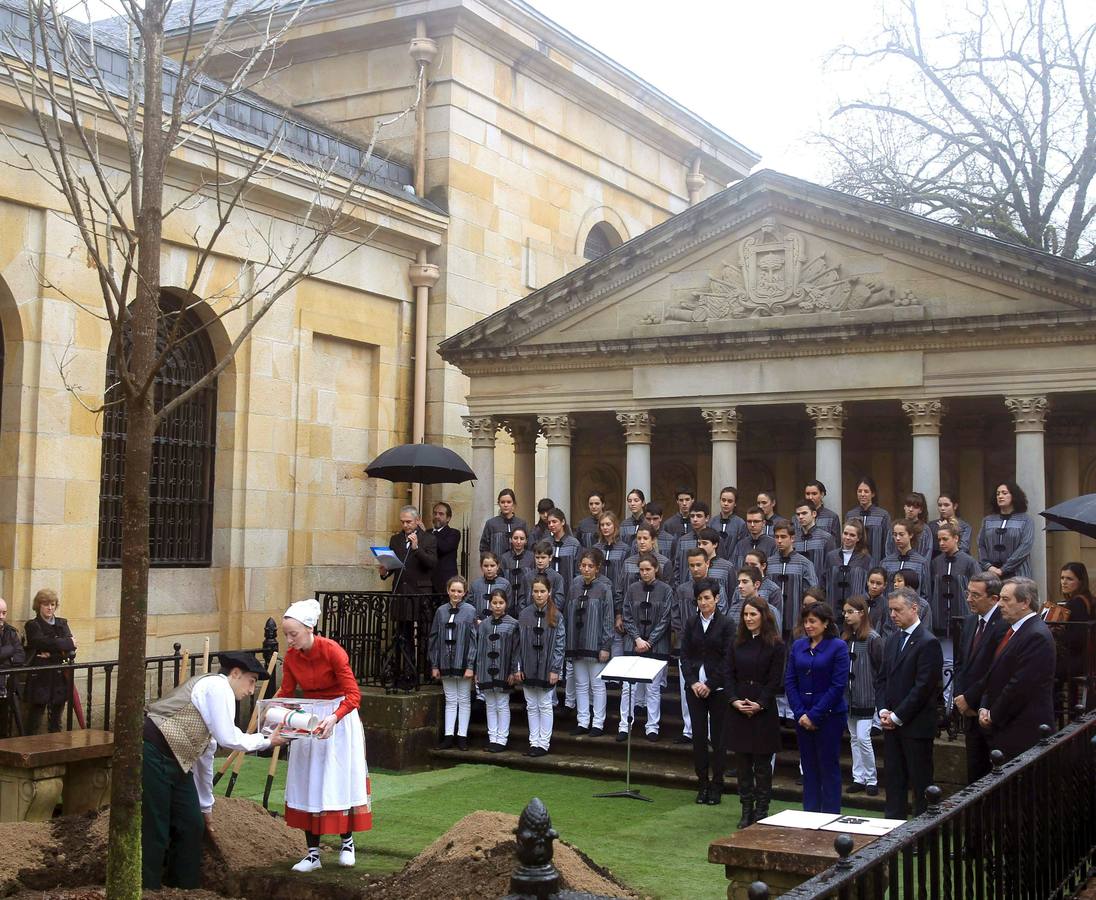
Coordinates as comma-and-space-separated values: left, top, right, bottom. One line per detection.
98, 301, 218, 567
582, 221, 623, 260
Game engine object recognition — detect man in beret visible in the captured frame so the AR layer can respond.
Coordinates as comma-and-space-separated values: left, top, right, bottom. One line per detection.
142, 651, 288, 890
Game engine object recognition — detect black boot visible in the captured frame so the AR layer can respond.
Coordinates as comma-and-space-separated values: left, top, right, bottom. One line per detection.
737, 800, 754, 828
695, 779, 709, 804
753, 764, 773, 824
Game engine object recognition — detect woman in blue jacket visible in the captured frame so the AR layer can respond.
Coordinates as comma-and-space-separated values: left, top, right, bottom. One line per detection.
785, 601, 849, 813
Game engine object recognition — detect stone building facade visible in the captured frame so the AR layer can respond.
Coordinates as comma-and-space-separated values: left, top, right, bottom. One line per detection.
441, 171, 1096, 599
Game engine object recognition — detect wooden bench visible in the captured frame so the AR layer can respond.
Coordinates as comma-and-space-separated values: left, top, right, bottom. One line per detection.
709, 825, 876, 899
0, 729, 113, 822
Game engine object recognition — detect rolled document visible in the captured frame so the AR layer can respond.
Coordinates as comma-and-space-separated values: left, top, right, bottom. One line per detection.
264, 706, 319, 732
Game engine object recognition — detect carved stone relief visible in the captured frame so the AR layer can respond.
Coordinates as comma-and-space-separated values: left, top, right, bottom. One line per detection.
646, 221, 921, 325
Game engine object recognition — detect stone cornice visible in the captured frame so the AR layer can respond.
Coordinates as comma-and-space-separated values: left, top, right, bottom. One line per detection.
451, 310, 1096, 375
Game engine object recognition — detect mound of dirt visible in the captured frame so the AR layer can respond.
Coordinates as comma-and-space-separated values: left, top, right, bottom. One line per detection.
366, 810, 636, 900
0, 798, 302, 897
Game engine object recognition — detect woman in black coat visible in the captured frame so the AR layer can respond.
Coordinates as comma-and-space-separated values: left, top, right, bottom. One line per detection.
726, 595, 786, 827
24, 588, 76, 733
680, 577, 734, 806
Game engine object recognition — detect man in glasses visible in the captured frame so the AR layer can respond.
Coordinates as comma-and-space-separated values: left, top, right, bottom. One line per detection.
730, 507, 777, 570
930, 523, 981, 707
951, 573, 1007, 783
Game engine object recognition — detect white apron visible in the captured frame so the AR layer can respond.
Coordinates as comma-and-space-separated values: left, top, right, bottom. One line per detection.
284, 697, 370, 814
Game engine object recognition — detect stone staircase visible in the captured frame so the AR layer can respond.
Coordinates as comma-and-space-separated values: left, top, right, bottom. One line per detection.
429, 671, 903, 811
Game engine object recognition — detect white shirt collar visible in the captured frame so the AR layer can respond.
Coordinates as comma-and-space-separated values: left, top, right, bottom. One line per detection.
903, 620, 920, 637
980, 602, 1000, 624
1012, 610, 1037, 632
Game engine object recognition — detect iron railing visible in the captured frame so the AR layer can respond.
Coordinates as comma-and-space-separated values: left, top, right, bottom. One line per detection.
749, 709, 1096, 900
317, 590, 446, 691
0, 618, 281, 737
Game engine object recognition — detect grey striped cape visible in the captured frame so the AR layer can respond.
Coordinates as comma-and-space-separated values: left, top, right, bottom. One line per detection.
880, 550, 931, 601
428, 601, 478, 676
479, 514, 529, 559
930, 551, 981, 636
474, 614, 520, 689
771, 551, 820, 634
468, 576, 512, 620
516, 567, 566, 616
564, 576, 614, 658
730, 534, 778, 570
621, 579, 674, 659
976, 513, 1034, 578
824, 550, 874, 611
846, 504, 892, 565
515, 604, 566, 688
794, 528, 836, 577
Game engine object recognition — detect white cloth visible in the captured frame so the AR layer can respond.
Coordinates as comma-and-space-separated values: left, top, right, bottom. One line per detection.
284, 697, 369, 815
284, 598, 321, 628
572, 658, 607, 729
484, 688, 511, 744
523, 685, 554, 749
191, 674, 270, 812
441, 676, 472, 736
848, 715, 877, 787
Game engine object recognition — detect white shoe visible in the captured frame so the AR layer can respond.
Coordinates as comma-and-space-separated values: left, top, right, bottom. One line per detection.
292, 854, 321, 873
338, 847, 356, 867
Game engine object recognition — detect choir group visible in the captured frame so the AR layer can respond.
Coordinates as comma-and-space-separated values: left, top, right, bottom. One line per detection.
425, 477, 1063, 824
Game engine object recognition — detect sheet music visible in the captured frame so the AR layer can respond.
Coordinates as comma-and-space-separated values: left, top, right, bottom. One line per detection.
599, 655, 668, 683
371, 546, 404, 569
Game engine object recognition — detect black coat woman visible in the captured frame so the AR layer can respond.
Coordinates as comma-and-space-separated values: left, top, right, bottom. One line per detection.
24, 588, 77, 733
726, 586, 786, 826
680, 577, 734, 806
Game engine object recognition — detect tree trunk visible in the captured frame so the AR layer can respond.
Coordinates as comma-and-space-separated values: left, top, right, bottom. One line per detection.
105, 1, 165, 896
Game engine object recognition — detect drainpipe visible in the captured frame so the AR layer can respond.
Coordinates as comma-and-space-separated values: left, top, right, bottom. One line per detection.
407, 23, 438, 513
686, 155, 706, 206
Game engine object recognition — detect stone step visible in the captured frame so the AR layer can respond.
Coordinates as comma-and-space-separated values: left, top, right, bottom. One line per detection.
427, 746, 889, 812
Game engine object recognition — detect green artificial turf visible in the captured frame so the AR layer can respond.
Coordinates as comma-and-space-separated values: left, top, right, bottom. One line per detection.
214, 757, 872, 899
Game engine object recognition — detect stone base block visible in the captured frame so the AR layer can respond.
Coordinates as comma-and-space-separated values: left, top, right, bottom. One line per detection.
0, 763, 65, 822
63, 758, 111, 815
359, 686, 442, 770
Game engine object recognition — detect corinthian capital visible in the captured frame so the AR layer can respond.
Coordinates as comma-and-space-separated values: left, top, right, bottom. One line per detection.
806, 403, 845, 439
1005, 395, 1049, 434
462, 415, 498, 448
902, 400, 946, 437
537, 414, 575, 446
616, 411, 655, 444
701, 407, 740, 441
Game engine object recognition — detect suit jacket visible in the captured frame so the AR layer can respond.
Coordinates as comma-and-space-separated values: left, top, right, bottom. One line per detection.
385, 527, 438, 594
953, 606, 1007, 701
966, 615, 1056, 760
430, 525, 461, 593
680, 611, 734, 692
875, 622, 943, 739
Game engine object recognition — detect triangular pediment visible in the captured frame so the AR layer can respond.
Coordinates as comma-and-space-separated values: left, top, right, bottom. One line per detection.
439, 171, 1095, 363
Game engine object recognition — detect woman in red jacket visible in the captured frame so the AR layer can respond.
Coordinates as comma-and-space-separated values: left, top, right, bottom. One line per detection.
278, 598, 371, 873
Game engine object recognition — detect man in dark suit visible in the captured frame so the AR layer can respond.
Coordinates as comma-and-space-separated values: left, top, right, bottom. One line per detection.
967, 577, 1056, 761
952, 571, 1008, 782
430, 501, 461, 594
379, 505, 438, 687
876, 586, 943, 819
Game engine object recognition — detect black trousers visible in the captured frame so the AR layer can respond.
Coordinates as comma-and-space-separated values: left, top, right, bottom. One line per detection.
734, 752, 773, 807
964, 719, 993, 784
27, 702, 64, 734
685, 688, 726, 785
883, 730, 934, 819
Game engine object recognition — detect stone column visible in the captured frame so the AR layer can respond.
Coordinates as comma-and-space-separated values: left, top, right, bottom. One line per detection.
616, 411, 655, 500
1049, 418, 1083, 573
463, 415, 498, 543
806, 403, 845, 511
701, 408, 739, 505
1006, 395, 1049, 597
538, 414, 575, 520
506, 419, 540, 523
902, 400, 946, 505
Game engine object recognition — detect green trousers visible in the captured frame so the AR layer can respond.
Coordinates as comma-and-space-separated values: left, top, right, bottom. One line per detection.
142, 740, 204, 889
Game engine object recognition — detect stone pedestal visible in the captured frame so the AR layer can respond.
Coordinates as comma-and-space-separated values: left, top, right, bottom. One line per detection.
359, 686, 443, 770
0, 762, 65, 822
709, 825, 875, 899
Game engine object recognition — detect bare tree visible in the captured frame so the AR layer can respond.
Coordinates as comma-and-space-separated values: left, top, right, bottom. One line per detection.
0, 0, 421, 895
821, 0, 1096, 263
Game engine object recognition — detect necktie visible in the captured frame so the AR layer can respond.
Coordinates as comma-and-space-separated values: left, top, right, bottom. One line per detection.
899, 632, 910, 653
994, 628, 1014, 658
972, 618, 986, 652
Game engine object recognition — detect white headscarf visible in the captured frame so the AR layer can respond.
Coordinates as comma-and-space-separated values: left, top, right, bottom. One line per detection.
283, 598, 321, 629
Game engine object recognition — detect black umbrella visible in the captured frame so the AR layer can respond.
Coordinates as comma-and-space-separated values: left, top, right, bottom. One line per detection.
365, 442, 476, 485
1040, 494, 1096, 540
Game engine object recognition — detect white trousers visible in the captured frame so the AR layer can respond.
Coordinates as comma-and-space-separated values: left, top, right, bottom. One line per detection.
442, 676, 472, 736
678, 667, 693, 738
523, 685, 554, 749
564, 660, 576, 708
619, 669, 666, 734
572, 658, 607, 729
848, 715, 878, 787
484, 688, 511, 745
